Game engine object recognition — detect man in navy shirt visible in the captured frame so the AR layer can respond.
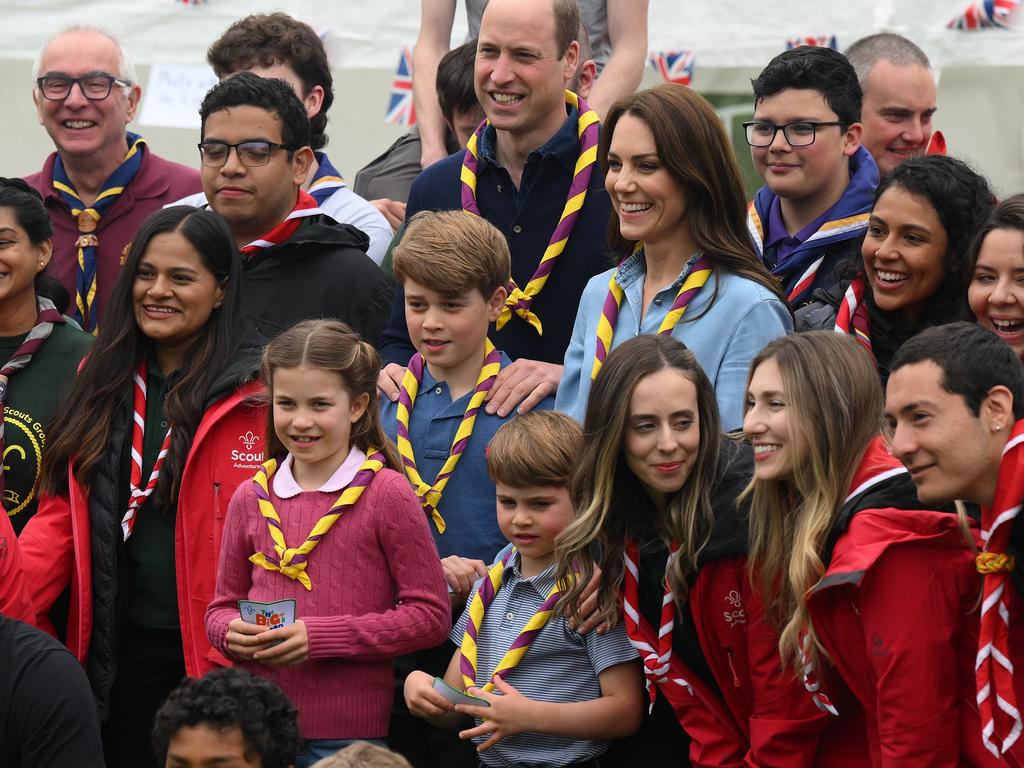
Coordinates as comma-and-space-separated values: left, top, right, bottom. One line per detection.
378, 0, 612, 417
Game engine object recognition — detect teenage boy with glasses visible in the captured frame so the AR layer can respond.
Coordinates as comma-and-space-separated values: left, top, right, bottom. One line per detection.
199, 73, 393, 342
745, 45, 879, 309
24, 25, 200, 330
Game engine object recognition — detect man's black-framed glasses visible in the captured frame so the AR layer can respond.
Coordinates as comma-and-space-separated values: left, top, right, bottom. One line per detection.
36, 74, 131, 101
198, 141, 292, 168
742, 121, 848, 148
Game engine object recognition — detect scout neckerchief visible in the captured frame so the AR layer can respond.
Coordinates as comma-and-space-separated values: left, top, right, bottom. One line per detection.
592, 250, 713, 381
120, 359, 173, 541
395, 340, 501, 533
798, 628, 839, 716
460, 547, 564, 693
249, 450, 386, 590
622, 539, 694, 711
240, 190, 323, 258
308, 152, 345, 206
52, 132, 147, 334
0, 297, 65, 497
976, 421, 1024, 757
461, 90, 600, 335
746, 145, 877, 306
833, 273, 873, 357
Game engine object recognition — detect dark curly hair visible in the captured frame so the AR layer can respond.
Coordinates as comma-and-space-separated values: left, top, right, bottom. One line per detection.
207, 13, 333, 151
751, 46, 862, 124
874, 154, 995, 326
200, 71, 311, 153
152, 668, 300, 768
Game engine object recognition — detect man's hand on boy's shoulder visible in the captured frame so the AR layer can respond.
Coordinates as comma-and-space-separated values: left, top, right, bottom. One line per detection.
457, 676, 536, 751
484, 359, 562, 417
378, 363, 406, 402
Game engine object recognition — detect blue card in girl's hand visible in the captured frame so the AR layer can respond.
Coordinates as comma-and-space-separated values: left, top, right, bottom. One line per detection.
238, 599, 296, 630
432, 677, 490, 707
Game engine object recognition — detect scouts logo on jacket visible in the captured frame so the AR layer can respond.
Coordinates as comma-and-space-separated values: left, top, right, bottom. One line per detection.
723, 590, 746, 627
231, 430, 264, 470
3, 409, 44, 518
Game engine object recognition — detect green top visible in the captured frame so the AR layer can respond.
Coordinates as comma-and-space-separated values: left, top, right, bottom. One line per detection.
123, 361, 179, 630
0, 322, 92, 534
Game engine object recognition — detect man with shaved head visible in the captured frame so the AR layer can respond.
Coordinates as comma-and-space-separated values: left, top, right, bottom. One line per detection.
846, 33, 938, 177
24, 26, 200, 331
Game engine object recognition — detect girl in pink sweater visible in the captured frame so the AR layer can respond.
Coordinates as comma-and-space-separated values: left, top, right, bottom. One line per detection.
206, 320, 450, 767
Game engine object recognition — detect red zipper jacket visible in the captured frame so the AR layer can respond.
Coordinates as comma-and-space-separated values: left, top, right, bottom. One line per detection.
20, 380, 266, 677
808, 437, 1024, 767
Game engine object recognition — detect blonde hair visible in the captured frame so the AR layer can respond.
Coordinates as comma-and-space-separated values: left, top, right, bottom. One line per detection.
309, 741, 412, 768
393, 210, 510, 299
260, 319, 400, 470
743, 332, 883, 671
487, 411, 581, 488
555, 336, 722, 627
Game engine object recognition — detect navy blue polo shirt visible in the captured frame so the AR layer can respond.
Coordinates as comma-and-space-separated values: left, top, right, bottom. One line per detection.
379, 109, 613, 366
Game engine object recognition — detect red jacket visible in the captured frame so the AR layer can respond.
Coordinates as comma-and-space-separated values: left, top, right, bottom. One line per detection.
0, 509, 34, 625
808, 438, 1024, 767
20, 381, 266, 677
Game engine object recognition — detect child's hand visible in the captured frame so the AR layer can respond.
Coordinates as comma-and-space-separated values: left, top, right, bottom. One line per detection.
404, 670, 456, 719
442, 556, 488, 596
252, 620, 308, 667
456, 676, 535, 751
226, 618, 275, 660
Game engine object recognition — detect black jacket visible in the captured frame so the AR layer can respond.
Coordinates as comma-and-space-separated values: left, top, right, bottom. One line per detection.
241, 215, 395, 345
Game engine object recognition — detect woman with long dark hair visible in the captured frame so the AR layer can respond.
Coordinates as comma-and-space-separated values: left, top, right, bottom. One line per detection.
556, 83, 791, 431
0, 178, 91, 533
20, 206, 268, 768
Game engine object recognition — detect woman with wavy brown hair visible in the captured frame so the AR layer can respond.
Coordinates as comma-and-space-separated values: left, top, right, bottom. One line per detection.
556, 83, 791, 431
744, 330, 991, 765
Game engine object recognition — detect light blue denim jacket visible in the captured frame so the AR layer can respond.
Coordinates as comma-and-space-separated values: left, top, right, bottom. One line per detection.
555, 252, 793, 430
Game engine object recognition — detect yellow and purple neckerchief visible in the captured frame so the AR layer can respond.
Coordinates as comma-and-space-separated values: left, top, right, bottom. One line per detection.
459, 547, 564, 693
833, 273, 873, 358
460, 90, 600, 335
308, 151, 345, 206
395, 340, 501, 533
592, 249, 713, 380
249, 450, 385, 590
52, 133, 147, 334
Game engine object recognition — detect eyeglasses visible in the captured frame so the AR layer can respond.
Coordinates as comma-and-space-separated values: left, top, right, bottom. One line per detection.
742, 121, 848, 147
36, 74, 132, 101
197, 141, 293, 168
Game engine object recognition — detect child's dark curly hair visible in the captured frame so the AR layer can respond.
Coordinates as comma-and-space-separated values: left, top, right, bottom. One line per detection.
151, 668, 300, 768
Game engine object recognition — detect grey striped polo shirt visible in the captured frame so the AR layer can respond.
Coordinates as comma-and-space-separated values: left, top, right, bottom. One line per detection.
450, 552, 638, 767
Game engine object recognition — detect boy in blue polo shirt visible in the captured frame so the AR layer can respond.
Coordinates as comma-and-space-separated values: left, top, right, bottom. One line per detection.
404, 412, 642, 767
745, 45, 879, 310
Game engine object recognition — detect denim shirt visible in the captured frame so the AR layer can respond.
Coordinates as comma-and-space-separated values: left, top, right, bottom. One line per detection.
556, 252, 792, 430
381, 352, 553, 563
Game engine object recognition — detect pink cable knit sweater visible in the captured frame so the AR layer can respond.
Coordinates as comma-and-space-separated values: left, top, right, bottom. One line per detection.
206, 465, 450, 739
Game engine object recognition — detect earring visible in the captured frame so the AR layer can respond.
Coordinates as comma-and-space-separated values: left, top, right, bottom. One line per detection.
995, 424, 1003, 432
214, 301, 223, 309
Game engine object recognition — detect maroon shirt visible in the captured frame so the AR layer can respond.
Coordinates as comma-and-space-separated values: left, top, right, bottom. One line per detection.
24, 145, 201, 321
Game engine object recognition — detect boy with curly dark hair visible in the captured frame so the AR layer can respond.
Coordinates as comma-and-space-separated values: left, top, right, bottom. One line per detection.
152, 668, 300, 768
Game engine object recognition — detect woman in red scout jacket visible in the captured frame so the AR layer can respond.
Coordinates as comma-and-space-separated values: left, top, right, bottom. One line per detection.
18, 206, 267, 768
744, 330, 1016, 767
556, 334, 856, 767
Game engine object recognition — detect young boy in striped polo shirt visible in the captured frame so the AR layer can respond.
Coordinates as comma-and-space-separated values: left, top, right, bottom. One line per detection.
404, 412, 642, 767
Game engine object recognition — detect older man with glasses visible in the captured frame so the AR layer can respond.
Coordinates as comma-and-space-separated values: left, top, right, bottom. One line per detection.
24, 25, 200, 333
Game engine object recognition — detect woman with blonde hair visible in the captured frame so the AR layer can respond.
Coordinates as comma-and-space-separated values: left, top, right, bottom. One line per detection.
556, 335, 850, 766
744, 330, 997, 765
556, 83, 791, 431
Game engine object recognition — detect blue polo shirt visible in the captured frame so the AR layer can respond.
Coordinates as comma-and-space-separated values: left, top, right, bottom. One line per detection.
379, 109, 613, 367
380, 352, 553, 562
450, 551, 638, 767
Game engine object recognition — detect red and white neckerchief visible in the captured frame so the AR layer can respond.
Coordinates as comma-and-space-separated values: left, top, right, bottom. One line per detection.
799, 628, 839, 716
976, 421, 1024, 756
623, 539, 692, 712
833, 274, 873, 358
120, 360, 173, 541
787, 255, 825, 304
240, 190, 322, 257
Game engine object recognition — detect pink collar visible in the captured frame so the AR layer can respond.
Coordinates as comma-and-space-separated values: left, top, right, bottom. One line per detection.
273, 446, 367, 498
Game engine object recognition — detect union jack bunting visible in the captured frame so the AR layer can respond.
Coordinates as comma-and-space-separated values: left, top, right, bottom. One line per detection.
786, 35, 838, 50
948, 0, 1021, 29
648, 50, 696, 86
386, 45, 416, 126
